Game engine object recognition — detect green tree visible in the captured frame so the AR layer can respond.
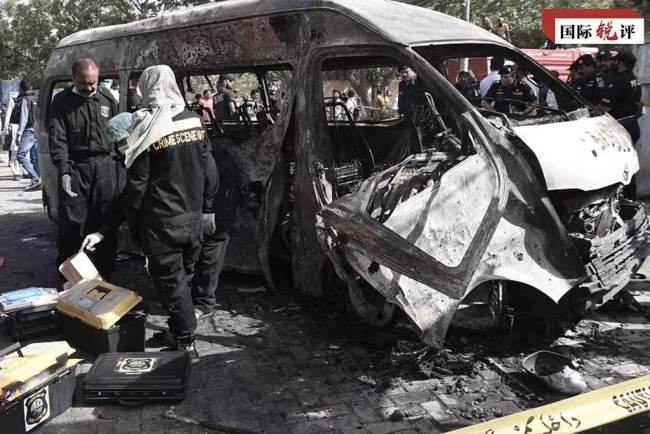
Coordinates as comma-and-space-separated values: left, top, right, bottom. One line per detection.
0, 0, 135, 83
397, 0, 635, 48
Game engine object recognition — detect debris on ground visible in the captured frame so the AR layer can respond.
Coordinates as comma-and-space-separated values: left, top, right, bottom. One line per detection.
236, 286, 267, 294
522, 350, 587, 395
357, 375, 377, 386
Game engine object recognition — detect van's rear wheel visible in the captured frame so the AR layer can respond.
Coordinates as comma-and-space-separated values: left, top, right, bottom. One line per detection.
348, 280, 395, 327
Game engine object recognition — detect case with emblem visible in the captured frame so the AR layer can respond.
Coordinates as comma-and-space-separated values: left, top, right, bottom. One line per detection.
0, 343, 77, 433
83, 351, 191, 405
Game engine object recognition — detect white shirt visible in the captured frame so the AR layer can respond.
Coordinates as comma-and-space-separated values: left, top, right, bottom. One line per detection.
546, 89, 558, 109
480, 71, 500, 97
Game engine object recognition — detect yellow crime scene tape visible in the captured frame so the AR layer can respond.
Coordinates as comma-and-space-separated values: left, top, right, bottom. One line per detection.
447, 374, 650, 434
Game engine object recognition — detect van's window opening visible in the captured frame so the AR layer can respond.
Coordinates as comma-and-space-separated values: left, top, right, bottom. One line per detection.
319, 55, 475, 199
321, 65, 403, 124
413, 44, 590, 125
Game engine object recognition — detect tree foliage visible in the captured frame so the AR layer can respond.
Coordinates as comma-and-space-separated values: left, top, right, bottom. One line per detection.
397, 0, 643, 48
0, 0, 136, 83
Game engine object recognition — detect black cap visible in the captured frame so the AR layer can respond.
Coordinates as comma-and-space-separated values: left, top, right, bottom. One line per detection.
568, 61, 579, 71
218, 73, 235, 83
613, 51, 636, 69
499, 65, 514, 75
575, 54, 596, 67
596, 49, 612, 61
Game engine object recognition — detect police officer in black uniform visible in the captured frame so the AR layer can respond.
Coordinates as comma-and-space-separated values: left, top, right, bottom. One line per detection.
49, 58, 118, 280
482, 66, 537, 115
192, 140, 240, 319
598, 51, 641, 143
570, 54, 598, 104
594, 49, 613, 104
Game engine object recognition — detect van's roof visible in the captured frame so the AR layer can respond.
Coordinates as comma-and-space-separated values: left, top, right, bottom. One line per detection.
58, 0, 509, 48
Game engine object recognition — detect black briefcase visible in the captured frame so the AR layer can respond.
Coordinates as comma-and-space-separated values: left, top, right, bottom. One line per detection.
82, 351, 191, 405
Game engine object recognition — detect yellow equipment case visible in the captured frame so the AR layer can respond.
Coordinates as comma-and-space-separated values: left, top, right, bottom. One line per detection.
0, 342, 78, 433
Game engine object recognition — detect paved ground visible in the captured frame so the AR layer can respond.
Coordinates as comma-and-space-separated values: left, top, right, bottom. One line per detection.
1, 151, 650, 433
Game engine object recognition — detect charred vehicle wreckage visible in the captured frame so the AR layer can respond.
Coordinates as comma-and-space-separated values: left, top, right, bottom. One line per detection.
38, 0, 649, 348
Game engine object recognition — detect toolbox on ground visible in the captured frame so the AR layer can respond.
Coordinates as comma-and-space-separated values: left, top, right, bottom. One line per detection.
60, 311, 146, 356
0, 342, 79, 433
5, 305, 60, 342
57, 279, 143, 330
83, 351, 191, 405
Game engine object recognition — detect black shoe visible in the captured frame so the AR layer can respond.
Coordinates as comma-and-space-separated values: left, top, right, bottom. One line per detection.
149, 330, 175, 346
163, 341, 200, 365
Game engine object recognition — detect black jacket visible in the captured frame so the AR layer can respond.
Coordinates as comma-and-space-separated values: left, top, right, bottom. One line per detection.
602, 70, 641, 119
49, 87, 118, 175
122, 110, 217, 241
209, 140, 241, 234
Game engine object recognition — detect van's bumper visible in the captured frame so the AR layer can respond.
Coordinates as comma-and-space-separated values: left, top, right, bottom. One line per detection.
574, 201, 650, 307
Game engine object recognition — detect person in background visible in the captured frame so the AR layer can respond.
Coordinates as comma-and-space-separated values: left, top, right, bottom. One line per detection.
345, 89, 359, 120
127, 79, 142, 113
598, 51, 641, 143
15, 80, 41, 191
82, 65, 217, 362
594, 49, 613, 106
538, 70, 559, 109
3, 95, 27, 180
49, 58, 119, 280
514, 66, 538, 98
571, 55, 598, 104
480, 57, 504, 97
454, 70, 481, 106
215, 74, 237, 122
493, 17, 511, 42
191, 139, 240, 321
199, 89, 215, 122
398, 66, 417, 115
331, 89, 344, 120
482, 65, 537, 115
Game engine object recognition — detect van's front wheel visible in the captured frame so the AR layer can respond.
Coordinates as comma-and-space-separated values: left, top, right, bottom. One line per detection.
348, 280, 395, 327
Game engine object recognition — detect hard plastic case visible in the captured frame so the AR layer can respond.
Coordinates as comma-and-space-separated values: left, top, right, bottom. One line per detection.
59, 311, 146, 356
0, 343, 76, 433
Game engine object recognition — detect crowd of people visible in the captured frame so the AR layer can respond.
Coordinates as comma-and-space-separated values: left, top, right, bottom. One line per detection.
189, 74, 284, 126
451, 49, 641, 145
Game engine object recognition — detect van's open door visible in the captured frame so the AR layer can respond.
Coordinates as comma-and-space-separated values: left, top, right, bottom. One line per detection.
316, 113, 508, 347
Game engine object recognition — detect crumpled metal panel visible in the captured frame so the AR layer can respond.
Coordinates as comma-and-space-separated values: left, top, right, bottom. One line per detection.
513, 114, 638, 192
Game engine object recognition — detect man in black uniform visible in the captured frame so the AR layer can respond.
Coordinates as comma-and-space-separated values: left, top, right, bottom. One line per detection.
398, 66, 418, 115
192, 141, 240, 319
598, 51, 641, 143
215, 74, 237, 122
594, 49, 613, 106
83, 65, 217, 361
49, 58, 118, 280
482, 66, 537, 115
570, 54, 598, 104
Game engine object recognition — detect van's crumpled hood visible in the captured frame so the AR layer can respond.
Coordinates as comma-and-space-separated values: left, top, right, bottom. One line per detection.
513, 115, 638, 191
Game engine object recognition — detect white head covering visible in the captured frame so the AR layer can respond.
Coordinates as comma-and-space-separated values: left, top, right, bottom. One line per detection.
123, 65, 185, 168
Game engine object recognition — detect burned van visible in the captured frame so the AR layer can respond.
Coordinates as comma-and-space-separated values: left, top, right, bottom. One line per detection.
38, 0, 648, 347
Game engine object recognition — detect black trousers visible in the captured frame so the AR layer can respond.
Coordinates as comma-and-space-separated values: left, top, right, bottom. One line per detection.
192, 232, 230, 308
143, 224, 201, 344
56, 155, 118, 280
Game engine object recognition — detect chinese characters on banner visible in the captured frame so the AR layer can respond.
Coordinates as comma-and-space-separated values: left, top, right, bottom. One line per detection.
541, 9, 644, 45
